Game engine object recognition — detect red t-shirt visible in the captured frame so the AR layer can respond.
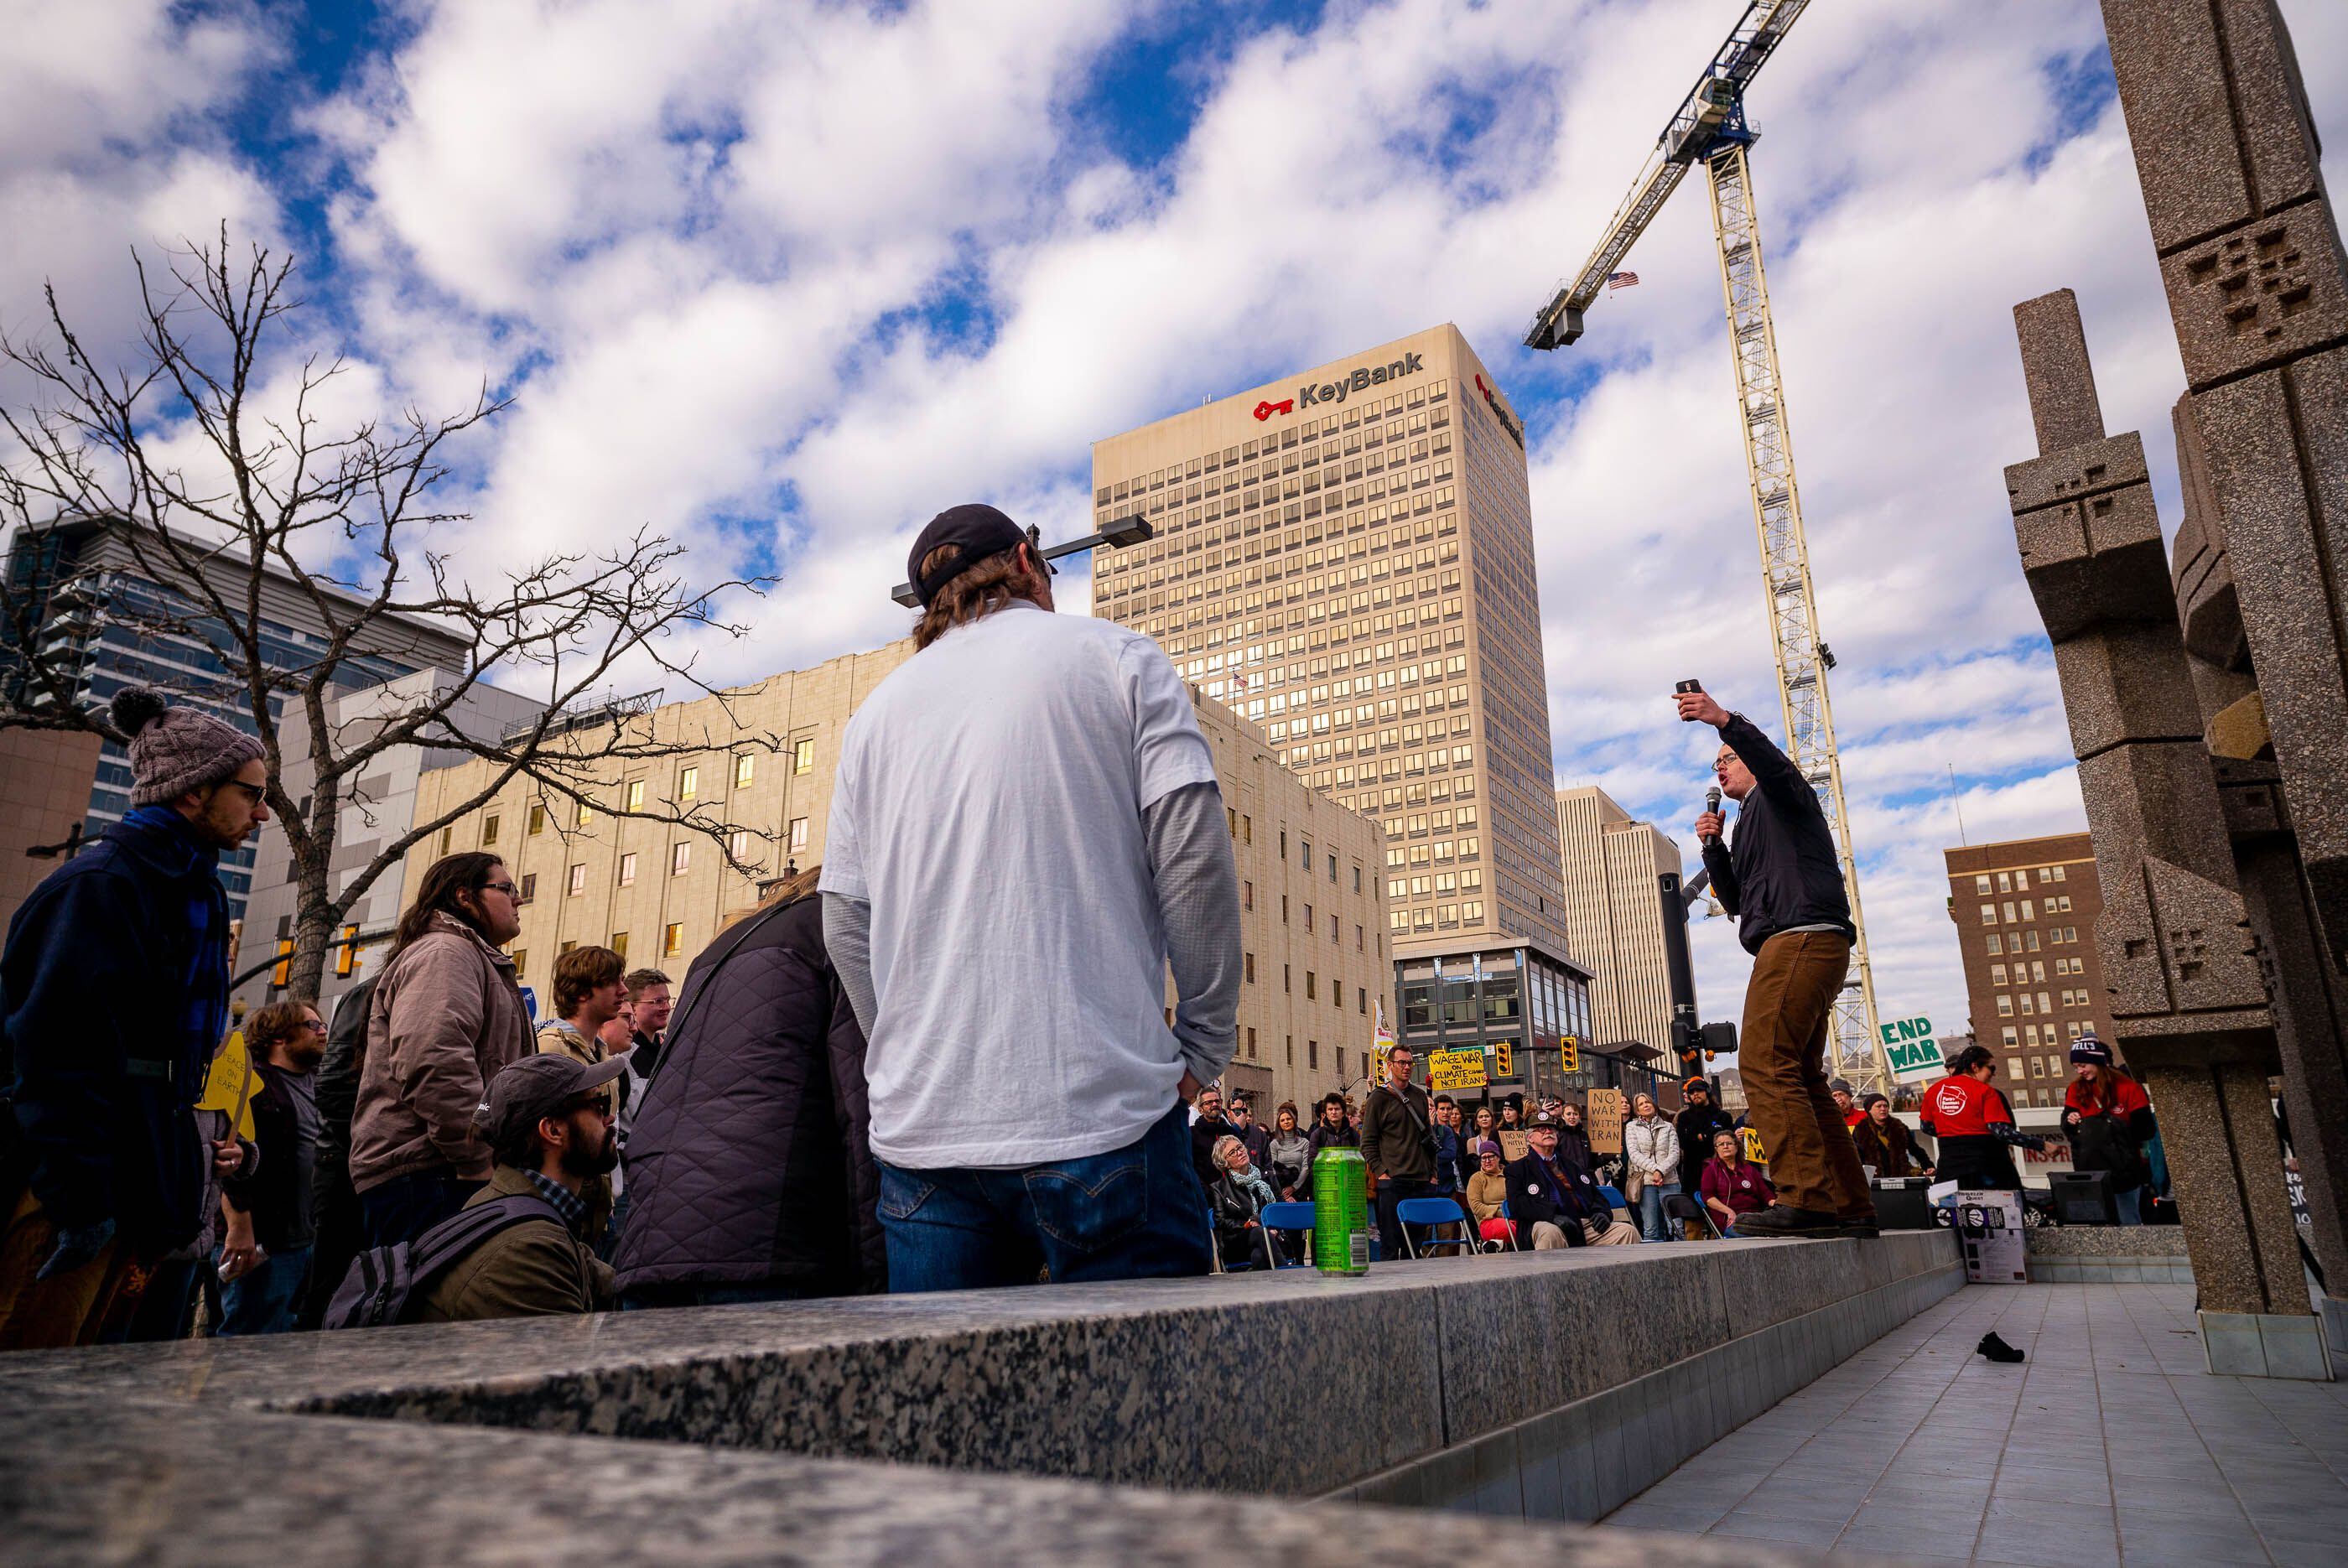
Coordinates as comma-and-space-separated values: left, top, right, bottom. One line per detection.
1922, 1073, 2011, 1137
2065, 1074, 2150, 1121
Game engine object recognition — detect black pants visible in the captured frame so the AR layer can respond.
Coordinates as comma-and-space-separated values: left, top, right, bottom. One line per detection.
1374, 1176, 1440, 1259
1938, 1136, 2020, 1192
357, 1170, 481, 1249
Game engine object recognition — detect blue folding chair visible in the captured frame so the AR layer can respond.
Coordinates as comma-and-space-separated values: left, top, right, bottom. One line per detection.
1260, 1201, 1315, 1269
1395, 1196, 1475, 1259
1596, 1184, 1645, 1238
1480, 1197, 1523, 1253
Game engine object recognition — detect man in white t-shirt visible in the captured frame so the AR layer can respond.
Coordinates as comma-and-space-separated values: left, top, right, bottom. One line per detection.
821, 504, 1239, 1292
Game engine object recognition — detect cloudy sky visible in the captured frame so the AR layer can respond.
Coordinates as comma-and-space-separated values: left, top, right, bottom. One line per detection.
6, 0, 2344, 1057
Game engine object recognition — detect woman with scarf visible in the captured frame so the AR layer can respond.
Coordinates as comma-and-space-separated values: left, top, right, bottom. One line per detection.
1851, 1093, 1931, 1179
1266, 1102, 1313, 1202
1208, 1134, 1280, 1269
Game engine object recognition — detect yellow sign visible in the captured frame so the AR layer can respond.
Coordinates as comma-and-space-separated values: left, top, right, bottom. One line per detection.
1495, 1041, 1514, 1077
1587, 1087, 1625, 1154
1741, 1125, 1769, 1167
1427, 1047, 1487, 1093
195, 1030, 257, 1142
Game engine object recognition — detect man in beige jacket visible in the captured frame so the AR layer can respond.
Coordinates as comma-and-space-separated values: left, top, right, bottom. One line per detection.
533, 946, 625, 1247
350, 854, 529, 1248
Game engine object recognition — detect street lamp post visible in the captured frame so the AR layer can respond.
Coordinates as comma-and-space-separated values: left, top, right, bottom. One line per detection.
889, 515, 1155, 608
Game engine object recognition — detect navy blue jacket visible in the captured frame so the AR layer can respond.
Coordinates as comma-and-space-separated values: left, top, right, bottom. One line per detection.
1701, 714, 1855, 955
2, 810, 226, 1251
1504, 1150, 1596, 1242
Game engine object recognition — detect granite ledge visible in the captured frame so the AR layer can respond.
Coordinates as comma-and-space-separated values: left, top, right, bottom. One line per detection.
0, 1394, 1907, 1568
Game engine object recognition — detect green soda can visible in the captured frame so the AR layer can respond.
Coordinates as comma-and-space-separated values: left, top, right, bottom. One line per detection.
1312, 1145, 1371, 1275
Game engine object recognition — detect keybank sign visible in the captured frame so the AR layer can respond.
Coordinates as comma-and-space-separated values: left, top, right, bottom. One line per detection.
1252, 350, 1426, 421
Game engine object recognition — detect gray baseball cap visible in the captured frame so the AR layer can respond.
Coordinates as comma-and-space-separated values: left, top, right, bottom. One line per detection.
474, 1053, 628, 1146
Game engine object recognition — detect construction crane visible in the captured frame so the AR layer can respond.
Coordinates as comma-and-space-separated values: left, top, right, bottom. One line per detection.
1525, 0, 1891, 1093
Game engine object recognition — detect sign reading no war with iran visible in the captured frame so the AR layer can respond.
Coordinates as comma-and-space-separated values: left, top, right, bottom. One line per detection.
1879, 1015, 1944, 1083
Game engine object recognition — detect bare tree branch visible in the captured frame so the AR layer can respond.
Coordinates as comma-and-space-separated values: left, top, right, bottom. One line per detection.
1, 231, 775, 999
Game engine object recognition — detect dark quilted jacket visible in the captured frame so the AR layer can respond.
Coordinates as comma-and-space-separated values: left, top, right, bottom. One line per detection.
611, 894, 885, 1295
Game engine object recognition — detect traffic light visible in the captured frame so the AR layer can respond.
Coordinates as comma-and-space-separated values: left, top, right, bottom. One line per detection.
1560, 1036, 1580, 1073
334, 924, 360, 979
1495, 1041, 1513, 1077
270, 939, 292, 989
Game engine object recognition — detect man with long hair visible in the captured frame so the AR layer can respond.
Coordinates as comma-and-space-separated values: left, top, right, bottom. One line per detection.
822, 504, 1239, 1291
348, 852, 529, 1249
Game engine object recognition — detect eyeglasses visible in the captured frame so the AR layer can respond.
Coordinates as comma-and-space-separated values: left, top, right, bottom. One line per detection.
303, 1018, 328, 1032
481, 880, 518, 898
221, 779, 267, 804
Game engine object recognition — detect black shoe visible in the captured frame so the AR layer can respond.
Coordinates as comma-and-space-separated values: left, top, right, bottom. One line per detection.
1838, 1212, 1881, 1239
1977, 1332, 2025, 1363
1732, 1203, 1862, 1238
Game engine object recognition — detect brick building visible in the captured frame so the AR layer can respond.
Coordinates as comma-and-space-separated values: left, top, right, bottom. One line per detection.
1942, 832, 2116, 1110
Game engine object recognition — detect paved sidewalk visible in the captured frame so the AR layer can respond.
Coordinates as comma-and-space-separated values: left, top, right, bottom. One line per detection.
1602, 1283, 2348, 1567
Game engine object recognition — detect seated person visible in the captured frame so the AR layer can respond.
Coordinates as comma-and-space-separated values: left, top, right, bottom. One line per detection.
1208, 1134, 1281, 1269
1465, 1140, 1514, 1247
1851, 1093, 1932, 1179
1504, 1111, 1640, 1249
1700, 1129, 1775, 1238
413, 1055, 622, 1322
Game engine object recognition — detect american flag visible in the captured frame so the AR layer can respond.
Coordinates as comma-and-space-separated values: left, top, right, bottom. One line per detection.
1606, 271, 1640, 291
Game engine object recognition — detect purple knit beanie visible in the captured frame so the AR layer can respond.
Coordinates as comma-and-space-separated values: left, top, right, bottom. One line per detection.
111, 688, 265, 807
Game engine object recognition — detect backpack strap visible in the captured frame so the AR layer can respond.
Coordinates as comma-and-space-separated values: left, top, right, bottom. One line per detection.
404, 1192, 567, 1288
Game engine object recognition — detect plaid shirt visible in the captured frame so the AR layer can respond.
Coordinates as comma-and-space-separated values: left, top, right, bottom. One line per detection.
523, 1167, 590, 1233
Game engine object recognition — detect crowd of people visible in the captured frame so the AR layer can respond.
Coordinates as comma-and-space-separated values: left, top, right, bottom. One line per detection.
0, 508, 2169, 1350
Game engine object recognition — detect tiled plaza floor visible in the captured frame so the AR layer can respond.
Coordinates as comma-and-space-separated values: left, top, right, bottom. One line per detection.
1601, 1283, 2348, 1567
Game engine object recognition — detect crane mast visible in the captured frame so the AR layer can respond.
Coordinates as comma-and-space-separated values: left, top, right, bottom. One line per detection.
1526, 0, 1889, 1093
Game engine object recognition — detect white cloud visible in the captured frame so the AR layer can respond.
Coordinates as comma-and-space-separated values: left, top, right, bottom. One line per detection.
10, 0, 2348, 1068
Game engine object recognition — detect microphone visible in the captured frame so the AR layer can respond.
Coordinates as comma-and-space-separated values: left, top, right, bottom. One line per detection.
1701, 785, 1722, 848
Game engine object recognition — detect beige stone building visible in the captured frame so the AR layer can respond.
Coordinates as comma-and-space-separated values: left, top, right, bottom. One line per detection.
1088, 323, 1577, 1103
1554, 785, 1686, 1056
400, 636, 1388, 1116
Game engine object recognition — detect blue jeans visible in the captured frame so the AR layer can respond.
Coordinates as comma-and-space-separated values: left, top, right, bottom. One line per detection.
211, 1244, 311, 1337
878, 1102, 1213, 1292
2114, 1186, 2143, 1225
1637, 1181, 1681, 1241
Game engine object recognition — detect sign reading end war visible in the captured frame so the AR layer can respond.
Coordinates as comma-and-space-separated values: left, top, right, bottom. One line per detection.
1879, 1015, 1944, 1083
1427, 1047, 1487, 1093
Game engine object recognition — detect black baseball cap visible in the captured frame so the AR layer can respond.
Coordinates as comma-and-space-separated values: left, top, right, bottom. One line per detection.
906, 503, 1045, 608
474, 1053, 629, 1147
